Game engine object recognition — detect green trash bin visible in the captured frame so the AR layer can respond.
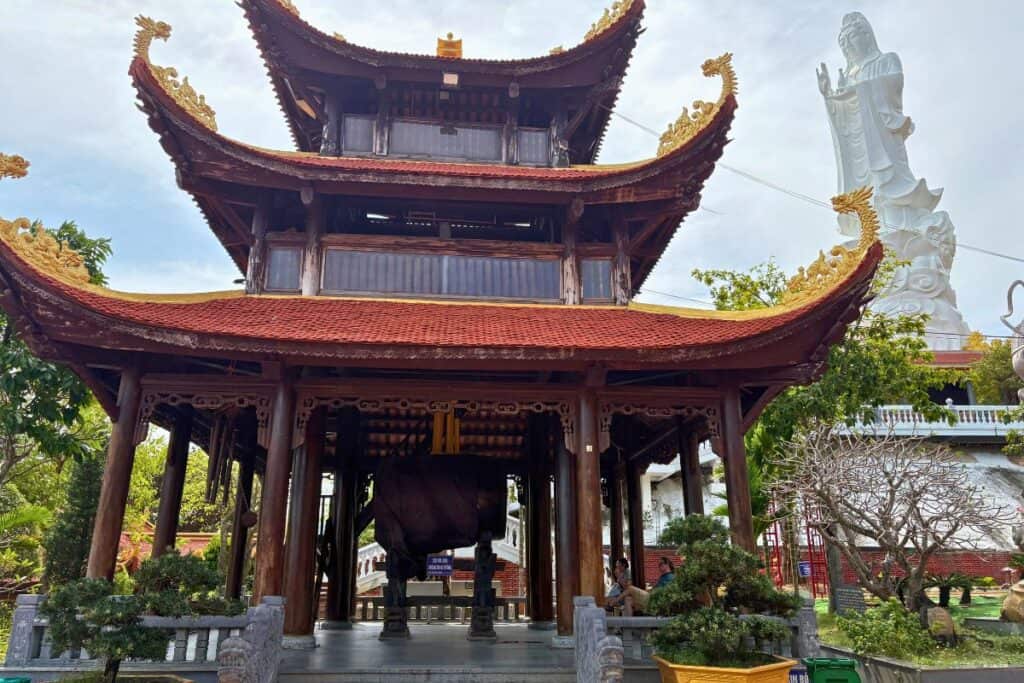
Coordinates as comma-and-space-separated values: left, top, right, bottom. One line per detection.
0, 677, 32, 683
802, 658, 861, 683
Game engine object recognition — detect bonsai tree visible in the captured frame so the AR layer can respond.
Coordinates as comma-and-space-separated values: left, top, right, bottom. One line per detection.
42, 550, 243, 681
648, 515, 800, 668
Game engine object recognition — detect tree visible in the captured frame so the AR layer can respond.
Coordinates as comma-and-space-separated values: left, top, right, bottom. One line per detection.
695, 260, 957, 525
0, 220, 111, 491
126, 435, 223, 533
770, 428, 1014, 612
42, 448, 105, 587
968, 339, 1023, 405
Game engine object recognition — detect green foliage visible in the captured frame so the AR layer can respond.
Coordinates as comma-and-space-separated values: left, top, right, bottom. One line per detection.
968, 340, 1023, 405
691, 260, 788, 311
0, 221, 111, 495
0, 600, 12, 661
43, 449, 105, 587
647, 515, 799, 667
692, 259, 958, 536
126, 438, 222, 533
0, 485, 51, 586
975, 576, 998, 588
837, 599, 935, 658
43, 550, 241, 681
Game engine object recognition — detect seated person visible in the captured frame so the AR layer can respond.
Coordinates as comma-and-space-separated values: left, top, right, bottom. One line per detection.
653, 556, 675, 589
605, 573, 650, 616
605, 558, 629, 608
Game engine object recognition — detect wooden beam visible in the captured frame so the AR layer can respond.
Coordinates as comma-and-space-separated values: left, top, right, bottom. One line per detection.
245, 194, 271, 295
611, 209, 631, 305
301, 194, 324, 296
326, 407, 359, 626
627, 215, 667, 253
608, 457, 625, 570
87, 364, 143, 580
254, 378, 296, 601
721, 387, 755, 553
553, 413, 578, 636
625, 456, 646, 589
575, 390, 604, 603
678, 422, 704, 516
226, 450, 255, 600
561, 197, 584, 305
152, 406, 193, 557
206, 196, 253, 247
283, 406, 325, 638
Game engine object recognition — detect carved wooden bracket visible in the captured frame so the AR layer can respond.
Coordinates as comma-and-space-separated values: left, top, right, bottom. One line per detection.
136, 390, 272, 448
597, 400, 721, 454
294, 392, 577, 452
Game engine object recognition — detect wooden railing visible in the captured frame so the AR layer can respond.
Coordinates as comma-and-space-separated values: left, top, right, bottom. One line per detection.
353, 595, 526, 623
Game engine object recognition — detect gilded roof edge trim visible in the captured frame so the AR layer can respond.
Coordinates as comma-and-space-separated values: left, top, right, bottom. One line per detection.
658, 52, 737, 158
134, 15, 218, 132
0, 153, 30, 180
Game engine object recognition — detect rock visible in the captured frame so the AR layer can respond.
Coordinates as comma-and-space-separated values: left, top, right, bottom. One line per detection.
924, 606, 957, 645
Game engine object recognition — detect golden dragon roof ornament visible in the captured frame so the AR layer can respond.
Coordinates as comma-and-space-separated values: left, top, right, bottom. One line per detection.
781, 186, 880, 306
0, 154, 29, 180
657, 52, 737, 157
584, 0, 635, 42
134, 16, 218, 132
0, 217, 91, 287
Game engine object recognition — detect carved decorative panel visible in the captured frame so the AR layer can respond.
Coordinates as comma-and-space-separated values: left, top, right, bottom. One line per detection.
597, 400, 720, 453
136, 390, 271, 448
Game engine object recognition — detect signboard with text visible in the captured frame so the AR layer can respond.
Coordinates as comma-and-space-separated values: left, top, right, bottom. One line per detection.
426, 554, 454, 577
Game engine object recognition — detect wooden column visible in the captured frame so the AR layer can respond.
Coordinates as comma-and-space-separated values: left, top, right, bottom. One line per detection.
553, 414, 578, 637
678, 422, 705, 516
611, 210, 631, 305
625, 460, 646, 589
561, 197, 583, 305
283, 407, 325, 639
253, 378, 295, 601
226, 452, 255, 600
152, 406, 194, 557
721, 387, 756, 553
526, 415, 554, 625
301, 192, 323, 296
326, 407, 359, 626
320, 92, 341, 156
87, 365, 143, 580
608, 458, 625, 569
575, 391, 604, 604
245, 193, 271, 295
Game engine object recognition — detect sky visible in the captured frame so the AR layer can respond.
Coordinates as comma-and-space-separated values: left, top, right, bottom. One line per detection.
1, 0, 1021, 337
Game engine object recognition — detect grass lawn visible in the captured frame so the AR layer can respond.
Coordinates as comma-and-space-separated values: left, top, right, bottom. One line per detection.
814, 592, 1024, 667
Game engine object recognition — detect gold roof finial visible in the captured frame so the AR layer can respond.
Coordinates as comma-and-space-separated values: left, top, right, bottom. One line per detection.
0, 154, 29, 180
657, 52, 737, 157
133, 15, 218, 132
781, 186, 880, 306
437, 32, 463, 59
279, 0, 301, 17
584, 0, 634, 42
0, 217, 91, 286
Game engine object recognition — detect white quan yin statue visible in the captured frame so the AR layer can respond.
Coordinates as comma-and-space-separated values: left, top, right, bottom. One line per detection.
817, 12, 970, 349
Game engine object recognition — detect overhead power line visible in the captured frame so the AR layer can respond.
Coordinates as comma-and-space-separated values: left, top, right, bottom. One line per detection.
600, 104, 1024, 264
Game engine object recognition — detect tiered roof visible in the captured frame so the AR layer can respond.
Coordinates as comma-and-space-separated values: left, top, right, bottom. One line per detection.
239, 0, 646, 159
130, 14, 737, 288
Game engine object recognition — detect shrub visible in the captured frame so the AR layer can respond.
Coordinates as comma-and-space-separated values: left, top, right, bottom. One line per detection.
42, 550, 242, 681
837, 598, 935, 658
648, 515, 800, 668
975, 576, 998, 588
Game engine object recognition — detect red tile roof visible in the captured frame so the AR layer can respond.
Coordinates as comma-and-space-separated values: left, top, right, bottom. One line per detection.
0, 237, 882, 362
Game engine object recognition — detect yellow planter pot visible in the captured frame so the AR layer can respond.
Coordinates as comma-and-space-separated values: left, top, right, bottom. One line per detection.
652, 655, 796, 683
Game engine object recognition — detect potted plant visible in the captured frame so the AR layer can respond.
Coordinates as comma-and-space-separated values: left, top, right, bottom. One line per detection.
647, 515, 801, 683
42, 550, 243, 682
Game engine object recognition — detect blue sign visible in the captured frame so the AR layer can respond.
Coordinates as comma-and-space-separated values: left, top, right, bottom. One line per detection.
798, 561, 812, 578
426, 554, 454, 577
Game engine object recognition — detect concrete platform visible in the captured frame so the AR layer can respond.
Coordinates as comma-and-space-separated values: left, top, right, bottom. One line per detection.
278, 622, 659, 682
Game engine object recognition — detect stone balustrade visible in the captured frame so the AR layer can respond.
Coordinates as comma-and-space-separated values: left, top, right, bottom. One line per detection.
847, 404, 1024, 439
3, 593, 284, 683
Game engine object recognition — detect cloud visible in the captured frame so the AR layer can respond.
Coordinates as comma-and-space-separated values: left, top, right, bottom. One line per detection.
0, 0, 1020, 335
